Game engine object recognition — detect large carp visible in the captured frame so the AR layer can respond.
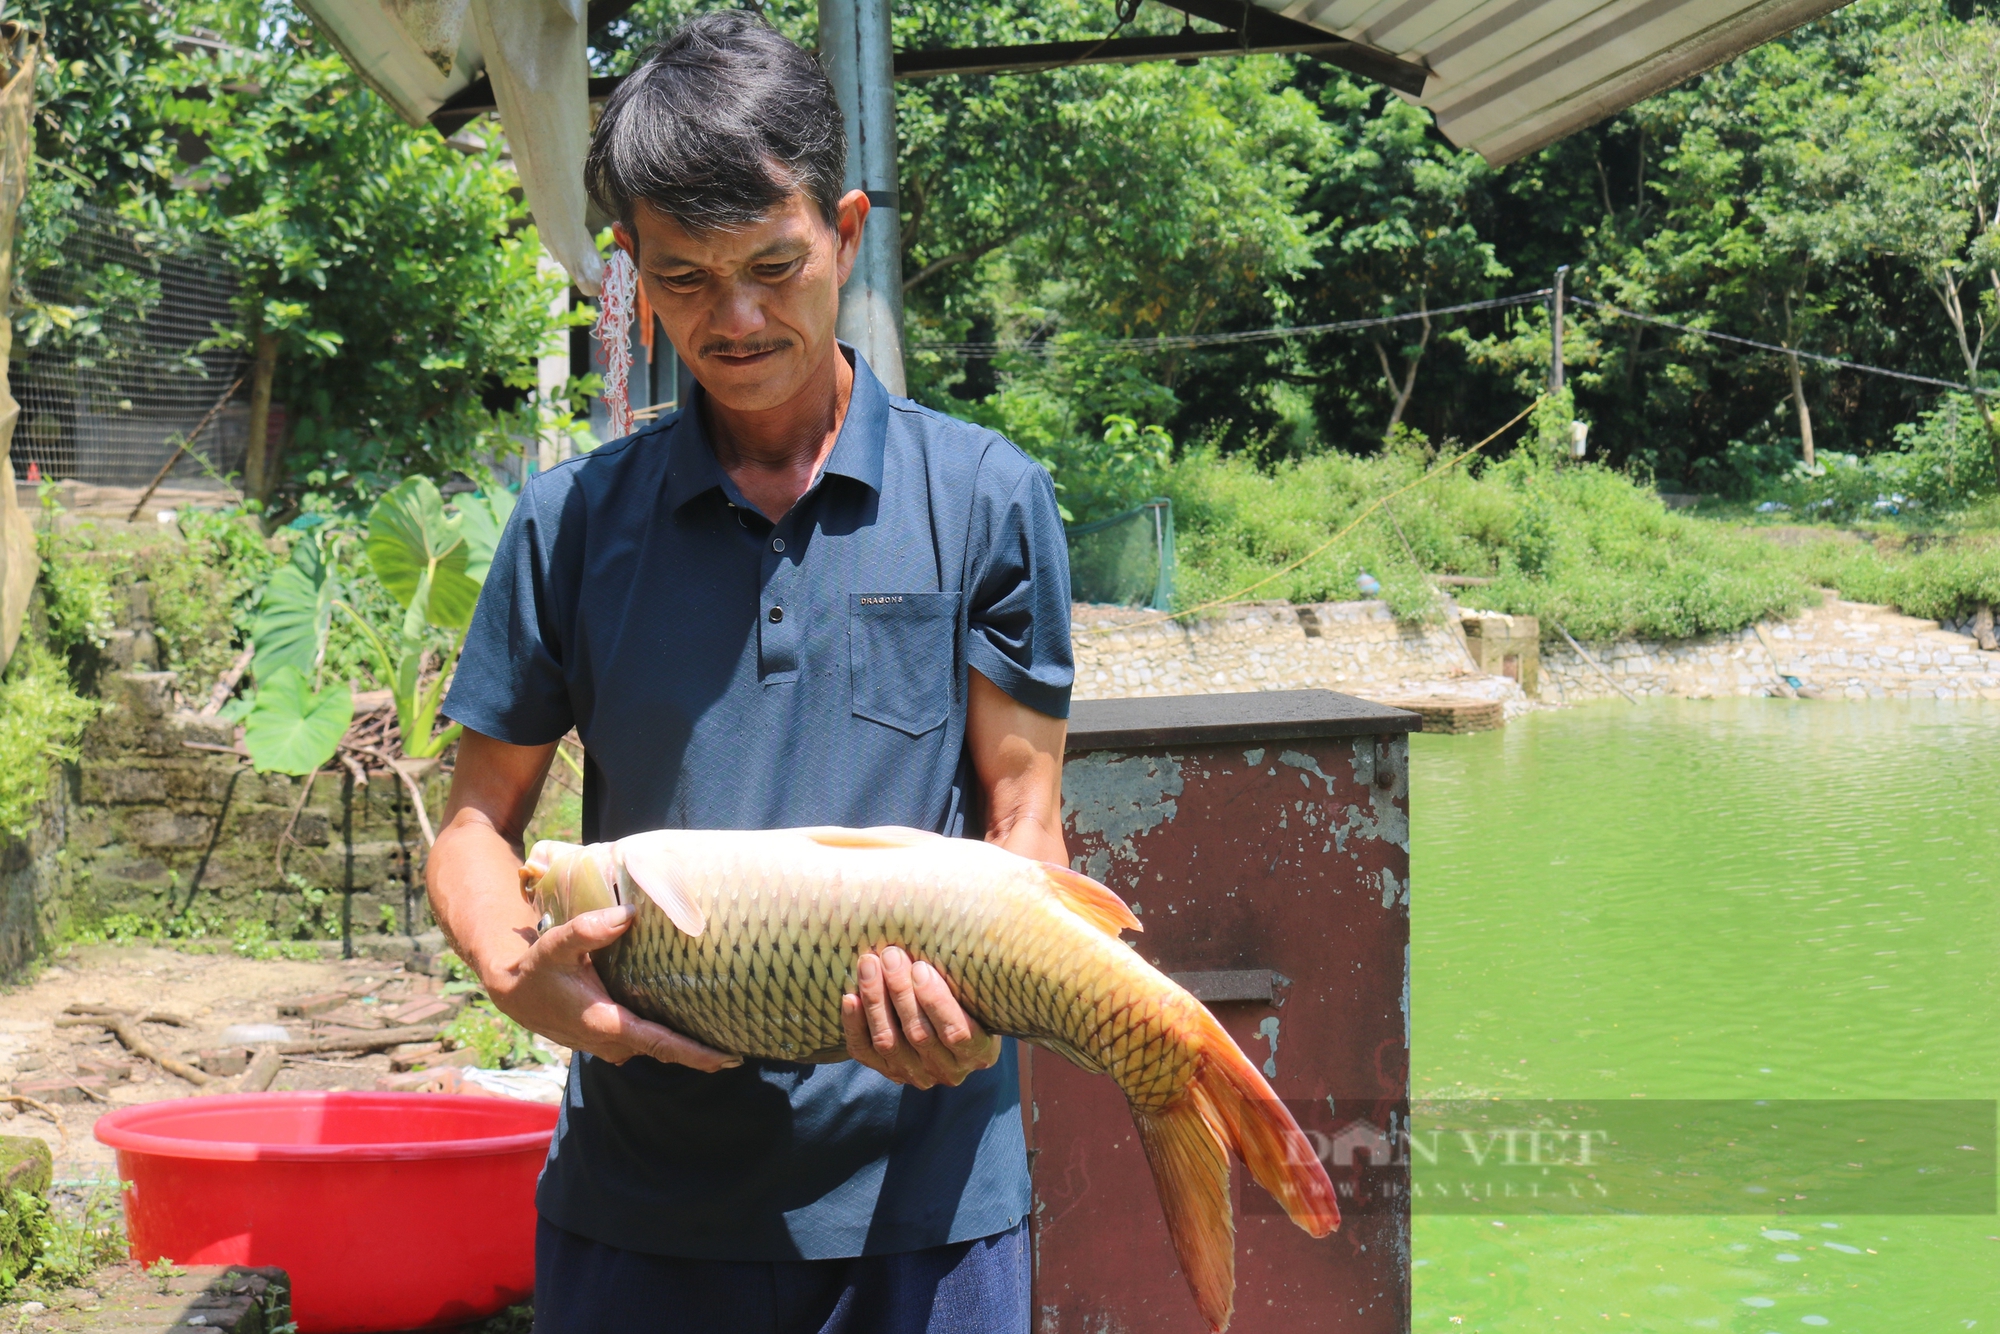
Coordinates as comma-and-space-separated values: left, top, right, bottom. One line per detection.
522, 825, 1339, 1331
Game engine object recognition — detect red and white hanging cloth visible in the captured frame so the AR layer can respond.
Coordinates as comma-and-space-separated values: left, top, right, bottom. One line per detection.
592, 248, 638, 438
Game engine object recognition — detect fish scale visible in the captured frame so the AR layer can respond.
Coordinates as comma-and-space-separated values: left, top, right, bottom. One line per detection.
523, 825, 1339, 1332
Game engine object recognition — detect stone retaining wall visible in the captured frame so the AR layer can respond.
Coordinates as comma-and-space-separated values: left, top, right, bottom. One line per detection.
1536, 592, 2000, 701
1, 671, 440, 973
1073, 593, 2000, 707
1071, 600, 1526, 709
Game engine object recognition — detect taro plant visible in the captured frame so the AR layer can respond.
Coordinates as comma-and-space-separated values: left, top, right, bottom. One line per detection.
242, 475, 513, 776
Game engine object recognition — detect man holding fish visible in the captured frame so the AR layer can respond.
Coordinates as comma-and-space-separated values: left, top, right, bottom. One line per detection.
427, 12, 1072, 1333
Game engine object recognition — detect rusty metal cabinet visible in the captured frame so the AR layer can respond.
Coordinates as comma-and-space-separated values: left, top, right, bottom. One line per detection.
1034, 690, 1417, 1333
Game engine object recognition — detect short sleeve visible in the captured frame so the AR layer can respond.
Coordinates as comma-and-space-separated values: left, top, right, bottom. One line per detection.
443, 475, 576, 745
965, 460, 1074, 719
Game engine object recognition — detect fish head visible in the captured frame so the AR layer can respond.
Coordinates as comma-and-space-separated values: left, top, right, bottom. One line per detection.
521, 840, 620, 928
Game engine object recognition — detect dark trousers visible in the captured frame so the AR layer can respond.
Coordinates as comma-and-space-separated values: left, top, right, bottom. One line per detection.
532, 1218, 1030, 1334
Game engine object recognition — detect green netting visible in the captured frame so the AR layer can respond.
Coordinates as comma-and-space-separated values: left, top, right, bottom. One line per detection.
1067, 498, 1174, 610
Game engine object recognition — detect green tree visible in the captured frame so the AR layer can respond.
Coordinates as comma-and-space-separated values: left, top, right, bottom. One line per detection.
1858, 10, 2000, 487
1284, 75, 1507, 442
23, 0, 577, 509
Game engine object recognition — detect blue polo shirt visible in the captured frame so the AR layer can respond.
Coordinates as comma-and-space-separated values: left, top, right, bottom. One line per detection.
443, 350, 1072, 1261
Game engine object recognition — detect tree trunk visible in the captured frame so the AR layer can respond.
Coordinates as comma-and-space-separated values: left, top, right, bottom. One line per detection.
1785, 348, 1815, 471
1373, 300, 1431, 440
244, 326, 279, 504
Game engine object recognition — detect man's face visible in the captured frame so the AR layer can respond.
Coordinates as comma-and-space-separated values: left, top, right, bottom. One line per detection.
616, 188, 866, 414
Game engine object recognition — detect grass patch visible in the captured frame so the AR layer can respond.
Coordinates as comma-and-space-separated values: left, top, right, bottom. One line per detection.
1161, 441, 1817, 640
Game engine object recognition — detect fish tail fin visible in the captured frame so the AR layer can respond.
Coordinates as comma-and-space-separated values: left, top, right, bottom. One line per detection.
1189, 1015, 1342, 1239
1135, 1090, 1236, 1333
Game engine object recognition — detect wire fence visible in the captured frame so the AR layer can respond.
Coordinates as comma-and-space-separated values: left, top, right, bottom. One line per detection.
10, 201, 249, 486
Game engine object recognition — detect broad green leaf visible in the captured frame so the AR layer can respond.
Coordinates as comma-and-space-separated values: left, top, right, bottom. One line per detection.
367, 477, 480, 631
250, 539, 337, 682
455, 486, 517, 587
243, 667, 353, 776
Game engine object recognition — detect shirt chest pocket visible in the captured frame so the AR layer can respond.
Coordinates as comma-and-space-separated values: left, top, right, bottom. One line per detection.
849, 592, 962, 737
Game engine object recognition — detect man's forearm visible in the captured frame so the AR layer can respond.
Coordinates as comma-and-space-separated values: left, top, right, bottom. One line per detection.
426, 731, 558, 975
429, 809, 542, 972
967, 669, 1068, 865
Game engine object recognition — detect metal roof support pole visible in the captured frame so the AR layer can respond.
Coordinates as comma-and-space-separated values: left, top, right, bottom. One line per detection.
1549, 264, 1569, 394
819, 0, 907, 395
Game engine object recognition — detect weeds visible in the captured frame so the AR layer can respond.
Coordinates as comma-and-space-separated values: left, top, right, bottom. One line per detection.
0, 1182, 129, 1295
440, 955, 545, 1068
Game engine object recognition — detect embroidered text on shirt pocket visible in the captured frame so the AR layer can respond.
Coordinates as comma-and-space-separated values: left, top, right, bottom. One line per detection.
849, 592, 961, 737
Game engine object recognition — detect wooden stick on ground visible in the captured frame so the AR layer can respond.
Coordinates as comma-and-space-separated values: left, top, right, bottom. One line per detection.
55, 1013, 212, 1086
1556, 623, 1640, 705
65, 1003, 193, 1027
202, 646, 257, 716
128, 375, 245, 522
238, 1048, 284, 1093
276, 1024, 443, 1056
0, 1095, 69, 1148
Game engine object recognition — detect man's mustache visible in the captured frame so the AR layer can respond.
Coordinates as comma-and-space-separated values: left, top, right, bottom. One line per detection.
699, 337, 794, 359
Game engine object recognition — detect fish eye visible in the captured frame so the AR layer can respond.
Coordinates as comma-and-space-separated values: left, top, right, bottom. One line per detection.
538, 913, 555, 934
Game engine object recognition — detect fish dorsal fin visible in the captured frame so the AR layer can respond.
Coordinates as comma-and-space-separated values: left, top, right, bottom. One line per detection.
1040, 862, 1142, 935
802, 826, 943, 849
614, 834, 706, 938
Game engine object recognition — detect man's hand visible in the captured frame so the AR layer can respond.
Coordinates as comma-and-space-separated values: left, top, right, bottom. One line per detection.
841, 946, 1000, 1089
491, 905, 740, 1071
429, 729, 738, 1072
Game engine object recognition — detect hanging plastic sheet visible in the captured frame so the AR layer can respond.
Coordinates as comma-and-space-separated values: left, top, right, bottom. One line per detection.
1067, 498, 1174, 612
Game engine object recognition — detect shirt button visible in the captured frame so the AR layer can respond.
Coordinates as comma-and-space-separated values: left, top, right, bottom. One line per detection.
768, 606, 784, 623
772, 538, 785, 553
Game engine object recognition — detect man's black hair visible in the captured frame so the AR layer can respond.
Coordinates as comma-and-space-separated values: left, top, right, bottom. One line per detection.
584, 11, 846, 236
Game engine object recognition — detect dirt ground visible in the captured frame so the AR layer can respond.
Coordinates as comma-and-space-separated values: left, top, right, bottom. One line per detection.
0, 942, 553, 1332
0, 943, 525, 1181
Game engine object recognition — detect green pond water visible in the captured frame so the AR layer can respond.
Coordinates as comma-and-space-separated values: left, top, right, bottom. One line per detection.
1409, 699, 1999, 1331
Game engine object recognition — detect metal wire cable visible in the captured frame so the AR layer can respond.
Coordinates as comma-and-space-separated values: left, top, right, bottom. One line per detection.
911, 290, 1554, 357
1568, 297, 1997, 397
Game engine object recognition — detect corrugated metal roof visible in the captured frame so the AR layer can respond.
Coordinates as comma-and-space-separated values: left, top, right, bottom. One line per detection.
1261, 0, 1850, 163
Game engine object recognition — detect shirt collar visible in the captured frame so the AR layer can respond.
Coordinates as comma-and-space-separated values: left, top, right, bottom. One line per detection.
663, 344, 889, 514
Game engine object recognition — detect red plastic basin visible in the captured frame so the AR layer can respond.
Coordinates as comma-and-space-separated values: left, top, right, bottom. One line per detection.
94, 1092, 557, 1332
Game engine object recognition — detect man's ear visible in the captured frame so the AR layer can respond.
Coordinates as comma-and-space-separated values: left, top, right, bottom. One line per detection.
612, 220, 637, 259
834, 189, 870, 289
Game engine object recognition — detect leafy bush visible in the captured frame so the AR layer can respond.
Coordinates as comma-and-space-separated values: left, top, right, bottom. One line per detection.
0, 641, 99, 840
149, 507, 279, 693
35, 496, 118, 665
1755, 396, 2000, 522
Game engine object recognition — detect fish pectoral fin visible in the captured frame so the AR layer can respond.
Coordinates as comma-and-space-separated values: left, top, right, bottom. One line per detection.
613, 834, 707, 938
801, 826, 944, 848
1039, 863, 1143, 935
1027, 1034, 1109, 1075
